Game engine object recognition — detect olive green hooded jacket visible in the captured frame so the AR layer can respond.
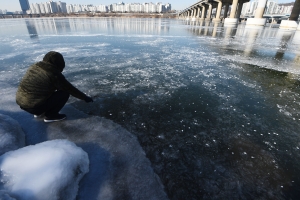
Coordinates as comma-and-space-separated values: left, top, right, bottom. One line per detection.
16, 51, 87, 109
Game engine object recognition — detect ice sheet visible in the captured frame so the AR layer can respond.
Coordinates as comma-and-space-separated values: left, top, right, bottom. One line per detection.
1, 18, 300, 199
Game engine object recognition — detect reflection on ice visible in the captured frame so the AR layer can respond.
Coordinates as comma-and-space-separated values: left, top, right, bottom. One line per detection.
25, 19, 38, 40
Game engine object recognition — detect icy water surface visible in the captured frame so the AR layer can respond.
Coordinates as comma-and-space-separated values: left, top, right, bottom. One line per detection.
1, 18, 300, 199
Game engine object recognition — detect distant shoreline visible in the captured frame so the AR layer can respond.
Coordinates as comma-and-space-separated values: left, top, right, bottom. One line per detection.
0, 12, 178, 19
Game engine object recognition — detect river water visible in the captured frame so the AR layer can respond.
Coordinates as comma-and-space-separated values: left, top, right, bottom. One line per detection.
1, 18, 300, 199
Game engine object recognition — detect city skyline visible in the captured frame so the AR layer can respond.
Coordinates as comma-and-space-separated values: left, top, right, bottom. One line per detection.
24, 2, 171, 14
0, 0, 296, 12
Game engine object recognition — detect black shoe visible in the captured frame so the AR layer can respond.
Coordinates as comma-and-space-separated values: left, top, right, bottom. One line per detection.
44, 114, 67, 123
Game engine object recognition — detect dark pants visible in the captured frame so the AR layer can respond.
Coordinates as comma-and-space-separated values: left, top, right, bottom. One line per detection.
21, 90, 70, 117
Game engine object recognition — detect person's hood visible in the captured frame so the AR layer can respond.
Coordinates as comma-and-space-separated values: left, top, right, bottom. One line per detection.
42, 51, 65, 72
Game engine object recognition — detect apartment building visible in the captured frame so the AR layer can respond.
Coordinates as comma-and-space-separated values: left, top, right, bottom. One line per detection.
241, 0, 295, 16
28, 1, 67, 14
68, 2, 171, 14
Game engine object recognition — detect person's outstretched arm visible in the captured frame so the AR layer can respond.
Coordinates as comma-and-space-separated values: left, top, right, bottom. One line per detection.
54, 73, 93, 103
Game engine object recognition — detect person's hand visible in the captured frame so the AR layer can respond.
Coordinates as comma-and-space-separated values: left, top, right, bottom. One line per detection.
85, 96, 93, 103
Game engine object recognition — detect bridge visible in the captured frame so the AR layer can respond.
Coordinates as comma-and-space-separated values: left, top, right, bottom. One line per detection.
178, 0, 300, 30
179, 0, 249, 22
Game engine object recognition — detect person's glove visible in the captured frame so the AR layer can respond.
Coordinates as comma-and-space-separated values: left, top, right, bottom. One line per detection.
85, 96, 93, 103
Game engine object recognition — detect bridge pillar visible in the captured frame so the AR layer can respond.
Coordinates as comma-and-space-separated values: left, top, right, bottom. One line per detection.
206, 3, 212, 21
193, 7, 197, 18
192, 8, 198, 20
213, 0, 222, 22
246, 0, 267, 26
197, 6, 201, 18
229, 0, 238, 18
187, 10, 191, 20
224, 0, 239, 26
235, 2, 243, 19
223, 3, 229, 19
199, 5, 204, 19
201, 5, 206, 19
192, 8, 195, 18
279, 0, 300, 30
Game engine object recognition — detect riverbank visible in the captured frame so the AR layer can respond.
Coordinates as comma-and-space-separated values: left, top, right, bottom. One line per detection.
0, 12, 177, 19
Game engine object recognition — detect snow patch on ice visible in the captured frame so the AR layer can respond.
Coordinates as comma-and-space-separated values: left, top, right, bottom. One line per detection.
0, 139, 89, 200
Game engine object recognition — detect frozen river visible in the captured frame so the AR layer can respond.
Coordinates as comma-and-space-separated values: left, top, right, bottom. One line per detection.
1, 17, 300, 199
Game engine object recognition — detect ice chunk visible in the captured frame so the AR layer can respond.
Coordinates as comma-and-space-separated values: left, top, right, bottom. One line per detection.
0, 139, 89, 200
0, 114, 25, 155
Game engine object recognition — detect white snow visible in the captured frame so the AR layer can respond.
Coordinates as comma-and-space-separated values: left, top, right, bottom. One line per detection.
0, 114, 25, 156
0, 140, 89, 200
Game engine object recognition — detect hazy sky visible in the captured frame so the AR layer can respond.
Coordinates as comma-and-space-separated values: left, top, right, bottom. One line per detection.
0, 0, 295, 12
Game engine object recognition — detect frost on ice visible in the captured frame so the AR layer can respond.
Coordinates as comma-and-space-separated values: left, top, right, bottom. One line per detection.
0, 139, 89, 200
0, 114, 25, 156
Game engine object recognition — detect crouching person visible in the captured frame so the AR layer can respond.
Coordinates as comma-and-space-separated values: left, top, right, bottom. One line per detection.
16, 51, 93, 123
